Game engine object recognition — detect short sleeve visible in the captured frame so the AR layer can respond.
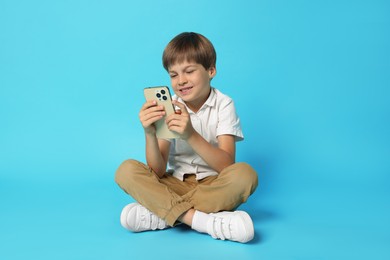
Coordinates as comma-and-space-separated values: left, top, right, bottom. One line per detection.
216, 97, 244, 141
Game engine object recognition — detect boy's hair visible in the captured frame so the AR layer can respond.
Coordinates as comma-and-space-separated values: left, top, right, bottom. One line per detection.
162, 32, 217, 71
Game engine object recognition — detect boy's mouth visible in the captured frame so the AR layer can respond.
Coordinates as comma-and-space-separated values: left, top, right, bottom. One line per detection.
179, 86, 193, 95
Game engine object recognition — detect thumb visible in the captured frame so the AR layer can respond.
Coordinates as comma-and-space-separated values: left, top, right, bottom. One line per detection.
172, 100, 189, 115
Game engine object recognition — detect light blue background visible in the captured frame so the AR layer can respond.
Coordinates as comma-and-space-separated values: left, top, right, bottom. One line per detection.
1, 0, 389, 259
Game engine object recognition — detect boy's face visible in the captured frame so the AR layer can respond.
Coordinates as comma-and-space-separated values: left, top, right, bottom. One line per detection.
168, 60, 216, 111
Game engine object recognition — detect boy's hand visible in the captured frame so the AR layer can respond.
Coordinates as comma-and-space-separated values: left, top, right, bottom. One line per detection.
166, 100, 195, 140
139, 100, 166, 135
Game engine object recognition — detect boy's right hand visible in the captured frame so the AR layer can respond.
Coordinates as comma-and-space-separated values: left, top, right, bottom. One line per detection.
139, 100, 166, 135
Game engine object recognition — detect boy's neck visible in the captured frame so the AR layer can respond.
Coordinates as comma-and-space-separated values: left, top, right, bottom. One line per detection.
185, 88, 212, 113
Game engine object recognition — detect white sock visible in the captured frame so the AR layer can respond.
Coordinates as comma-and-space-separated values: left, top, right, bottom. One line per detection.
191, 210, 211, 234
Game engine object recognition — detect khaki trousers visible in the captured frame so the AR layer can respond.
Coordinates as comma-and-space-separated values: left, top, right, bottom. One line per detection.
115, 159, 258, 226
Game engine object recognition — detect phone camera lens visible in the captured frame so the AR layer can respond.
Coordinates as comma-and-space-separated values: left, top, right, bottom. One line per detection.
163, 96, 168, 101
156, 93, 161, 98
161, 90, 166, 94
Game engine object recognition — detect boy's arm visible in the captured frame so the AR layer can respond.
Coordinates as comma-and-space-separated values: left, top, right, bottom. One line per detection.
139, 100, 170, 177
187, 133, 235, 173
145, 133, 170, 178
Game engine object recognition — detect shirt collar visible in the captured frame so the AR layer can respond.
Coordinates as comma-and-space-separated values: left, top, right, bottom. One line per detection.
176, 87, 216, 114
204, 87, 217, 108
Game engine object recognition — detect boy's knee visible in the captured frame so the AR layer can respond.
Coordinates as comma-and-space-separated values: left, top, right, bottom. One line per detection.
228, 162, 258, 192
240, 162, 258, 183
114, 159, 144, 185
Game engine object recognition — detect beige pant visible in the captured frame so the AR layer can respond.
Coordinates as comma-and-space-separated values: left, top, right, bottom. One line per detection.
115, 159, 258, 226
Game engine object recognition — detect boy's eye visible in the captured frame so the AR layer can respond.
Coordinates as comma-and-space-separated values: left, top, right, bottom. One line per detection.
170, 74, 177, 78
186, 70, 195, 74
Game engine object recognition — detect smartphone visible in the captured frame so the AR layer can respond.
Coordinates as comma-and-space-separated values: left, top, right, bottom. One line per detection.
144, 86, 180, 139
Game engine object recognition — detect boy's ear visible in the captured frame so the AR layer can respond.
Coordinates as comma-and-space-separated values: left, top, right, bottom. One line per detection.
208, 66, 217, 79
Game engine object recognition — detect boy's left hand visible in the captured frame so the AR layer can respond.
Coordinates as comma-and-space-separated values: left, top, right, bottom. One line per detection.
165, 100, 195, 140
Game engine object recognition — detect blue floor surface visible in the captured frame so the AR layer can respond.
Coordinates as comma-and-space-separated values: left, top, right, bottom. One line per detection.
1, 172, 388, 260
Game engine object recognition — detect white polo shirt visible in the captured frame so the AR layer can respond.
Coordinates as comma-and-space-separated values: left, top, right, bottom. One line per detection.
167, 88, 244, 181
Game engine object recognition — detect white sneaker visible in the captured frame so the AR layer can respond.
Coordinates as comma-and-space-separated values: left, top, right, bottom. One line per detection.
206, 211, 254, 243
120, 203, 169, 232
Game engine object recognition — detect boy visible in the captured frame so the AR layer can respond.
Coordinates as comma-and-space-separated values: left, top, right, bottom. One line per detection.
115, 32, 258, 243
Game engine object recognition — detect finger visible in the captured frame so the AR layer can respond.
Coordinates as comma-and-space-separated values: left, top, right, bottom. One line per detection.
166, 120, 185, 134
141, 100, 167, 115
172, 100, 189, 115
166, 117, 182, 127
140, 104, 165, 118
167, 125, 183, 135
140, 105, 166, 126
141, 111, 165, 122
141, 113, 165, 129
141, 100, 158, 110
165, 112, 179, 121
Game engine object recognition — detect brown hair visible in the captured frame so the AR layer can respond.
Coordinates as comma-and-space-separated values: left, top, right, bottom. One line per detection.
162, 32, 217, 71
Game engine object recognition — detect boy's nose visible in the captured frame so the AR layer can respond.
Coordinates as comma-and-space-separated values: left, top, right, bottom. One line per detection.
178, 75, 187, 86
